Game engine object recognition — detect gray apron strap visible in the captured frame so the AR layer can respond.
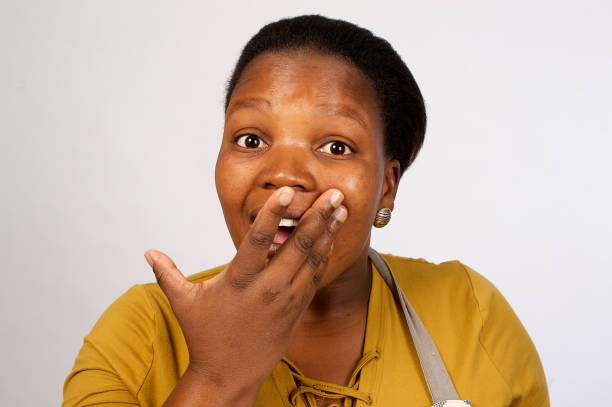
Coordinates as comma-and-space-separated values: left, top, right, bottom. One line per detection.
368, 248, 471, 406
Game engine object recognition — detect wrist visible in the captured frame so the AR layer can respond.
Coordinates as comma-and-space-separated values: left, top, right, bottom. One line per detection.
182, 363, 259, 407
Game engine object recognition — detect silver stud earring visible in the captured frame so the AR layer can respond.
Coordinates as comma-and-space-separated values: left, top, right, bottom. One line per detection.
373, 207, 392, 228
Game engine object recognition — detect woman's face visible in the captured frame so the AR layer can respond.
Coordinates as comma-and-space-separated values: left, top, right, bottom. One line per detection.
215, 51, 399, 286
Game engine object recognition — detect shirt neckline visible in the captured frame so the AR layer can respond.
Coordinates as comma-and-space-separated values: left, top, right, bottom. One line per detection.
272, 260, 387, 406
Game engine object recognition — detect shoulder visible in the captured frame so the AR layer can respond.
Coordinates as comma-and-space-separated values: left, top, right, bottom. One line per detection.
379, 253, 481, 305
64, 263, 228, 405
101, 263, 228, 337
378, 253, 489, 343
63, 285, 156, 405
379, 252, 549, 405
86, 261, 228, 348
379, 252, 516, 315
95, 284, 156, 329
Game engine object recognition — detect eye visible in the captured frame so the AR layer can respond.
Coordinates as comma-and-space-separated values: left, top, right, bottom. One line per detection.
319, 141, 353, 156
235, 134, 267, 149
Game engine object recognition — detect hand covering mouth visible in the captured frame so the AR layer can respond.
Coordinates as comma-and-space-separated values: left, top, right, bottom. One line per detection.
248, 207, 306, 256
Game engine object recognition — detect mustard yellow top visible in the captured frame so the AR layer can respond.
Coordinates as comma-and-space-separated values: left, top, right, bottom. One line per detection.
63, 254, 549, 406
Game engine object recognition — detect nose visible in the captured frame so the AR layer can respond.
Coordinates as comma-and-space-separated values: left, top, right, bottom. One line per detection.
256, 145, 316, 192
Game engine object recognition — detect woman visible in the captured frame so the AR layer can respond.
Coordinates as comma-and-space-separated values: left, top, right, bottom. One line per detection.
63, 15, 549, 407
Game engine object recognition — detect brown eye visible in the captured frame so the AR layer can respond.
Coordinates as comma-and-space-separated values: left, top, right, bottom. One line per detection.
235, 134, 266, 149
320, 140, 353, 156
330, 142, 345, 155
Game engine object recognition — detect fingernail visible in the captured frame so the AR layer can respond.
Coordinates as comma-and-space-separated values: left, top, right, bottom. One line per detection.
144, 251, 155, 267
330, 190, 344, 208
279, 188, 295, 206
333, 206, 348, 223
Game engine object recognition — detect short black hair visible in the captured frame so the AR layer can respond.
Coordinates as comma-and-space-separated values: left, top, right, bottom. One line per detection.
225, 15, 426, 175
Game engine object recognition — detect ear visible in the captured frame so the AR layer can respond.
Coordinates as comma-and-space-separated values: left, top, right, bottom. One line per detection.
379, 159, 400, 211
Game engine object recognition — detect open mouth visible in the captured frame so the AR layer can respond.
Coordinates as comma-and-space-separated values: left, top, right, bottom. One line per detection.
249, 207, 305, 258
273, 218, 299, 246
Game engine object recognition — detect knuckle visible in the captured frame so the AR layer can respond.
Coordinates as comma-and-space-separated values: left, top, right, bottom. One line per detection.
282, 293, 308, 315
294, 233, 315, 253
248, 230, 274, 248
319, 255, 329, 269
310, 256, 327, 288
326, 218, 338, 235
229, 272, 256, 290
311, 271, 323, 287
261, 287, 281, 305
316, 205, 331, 222
306, 251, 325, 268
298, 293, 310, 310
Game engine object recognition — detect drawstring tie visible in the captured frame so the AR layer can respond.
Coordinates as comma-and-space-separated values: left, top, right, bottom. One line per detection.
288, 350, 379, 406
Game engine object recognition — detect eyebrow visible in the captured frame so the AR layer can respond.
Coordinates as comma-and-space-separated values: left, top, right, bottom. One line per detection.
226, 98, 271, 119
314, 103, 368, 130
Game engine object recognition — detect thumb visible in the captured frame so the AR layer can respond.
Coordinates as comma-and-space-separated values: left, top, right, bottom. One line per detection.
144, 250, 189, 301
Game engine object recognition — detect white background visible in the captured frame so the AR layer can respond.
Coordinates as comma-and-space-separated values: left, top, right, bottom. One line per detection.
2, 0, 611, 405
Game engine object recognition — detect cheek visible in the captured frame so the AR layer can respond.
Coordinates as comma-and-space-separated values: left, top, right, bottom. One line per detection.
332, 172, 380, 246
338, 170, 380, 222
216, 149, 255, 201
315, 170, 378, 286
215, 151, 254, 243
215, 153, 236, 208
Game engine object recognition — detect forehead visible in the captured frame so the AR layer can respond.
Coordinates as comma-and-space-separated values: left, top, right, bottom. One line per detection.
229, 51, 381, 126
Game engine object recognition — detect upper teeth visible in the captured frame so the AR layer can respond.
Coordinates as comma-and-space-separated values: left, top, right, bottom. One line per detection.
279, 218, 299, 227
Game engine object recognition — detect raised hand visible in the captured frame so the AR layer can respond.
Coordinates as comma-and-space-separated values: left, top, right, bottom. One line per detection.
144, 187, 347, 406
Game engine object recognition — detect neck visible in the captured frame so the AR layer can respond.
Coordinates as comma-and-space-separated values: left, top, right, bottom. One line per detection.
300, 250, 372, 325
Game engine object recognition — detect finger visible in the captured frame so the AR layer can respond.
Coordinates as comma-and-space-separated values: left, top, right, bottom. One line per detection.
290, 205, 347, 295
145, 250, 191, 301
267, 188, 344, 282
229, 187, 295, 287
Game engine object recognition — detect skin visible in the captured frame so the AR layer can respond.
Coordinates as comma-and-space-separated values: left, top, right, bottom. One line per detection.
145, 50, 400, 407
